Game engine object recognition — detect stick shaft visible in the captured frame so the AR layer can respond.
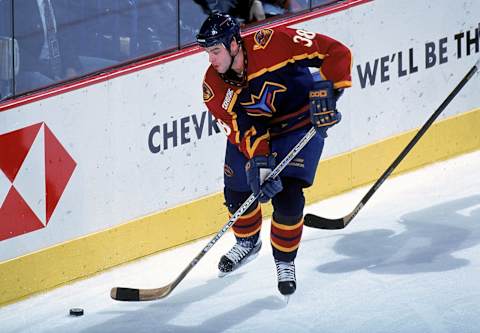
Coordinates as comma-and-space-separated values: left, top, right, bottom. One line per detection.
168, 127, 318, 291
305, 59, 480, 230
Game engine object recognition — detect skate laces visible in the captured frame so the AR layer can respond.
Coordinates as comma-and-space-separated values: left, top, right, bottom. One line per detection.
275, 260, 295, 282
225, 243, 253, 264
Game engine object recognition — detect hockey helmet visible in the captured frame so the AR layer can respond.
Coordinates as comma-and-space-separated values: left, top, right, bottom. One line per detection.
196, 12, 241, 50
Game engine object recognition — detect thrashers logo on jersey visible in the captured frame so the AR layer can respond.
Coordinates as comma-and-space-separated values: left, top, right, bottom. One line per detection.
241, 81, 287, 116
253, 28, 274, 50
203, 81, 214, 102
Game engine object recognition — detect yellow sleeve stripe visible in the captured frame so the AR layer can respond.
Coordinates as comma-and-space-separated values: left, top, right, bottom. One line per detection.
334, 80, 352, 89
248, 52, 326, 81
246, 131, 270, 158
319, 68, 352, 89
319, 68, 327, 80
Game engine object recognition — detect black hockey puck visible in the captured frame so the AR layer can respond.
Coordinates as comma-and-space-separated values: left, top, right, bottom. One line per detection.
69, 308, 84, 316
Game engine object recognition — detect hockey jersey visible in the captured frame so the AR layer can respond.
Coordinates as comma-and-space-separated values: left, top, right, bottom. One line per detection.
202, 26, 352, 159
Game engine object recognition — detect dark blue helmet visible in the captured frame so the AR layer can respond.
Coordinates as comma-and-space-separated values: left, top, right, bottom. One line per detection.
196, 12, 241, 50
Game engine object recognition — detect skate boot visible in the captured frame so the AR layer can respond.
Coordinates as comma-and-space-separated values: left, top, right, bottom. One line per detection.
218, 235, 262, 276
275, 259, 296, 297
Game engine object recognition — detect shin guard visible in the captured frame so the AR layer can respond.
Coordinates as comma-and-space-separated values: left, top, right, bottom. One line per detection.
224, 187, 262, 242
271, 213, 303, 262
270, 178, 305, 262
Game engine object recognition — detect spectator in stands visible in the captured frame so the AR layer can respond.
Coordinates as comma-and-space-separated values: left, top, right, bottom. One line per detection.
193, 0, 265, 24
0, 36, 17, 101
250, 0, 266, 22
136, 0, 178, 55
261, 0, 309, 17
1, 0, 122, 95
12, 0, 84, 94
71, 1, 177, 61
261, 0, 288, 17
0, 0, 14, 100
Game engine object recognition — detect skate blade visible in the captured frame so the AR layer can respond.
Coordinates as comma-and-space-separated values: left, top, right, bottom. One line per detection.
283, 295, 291, 304
217, 251, 260, 278
218, 270, 229, 278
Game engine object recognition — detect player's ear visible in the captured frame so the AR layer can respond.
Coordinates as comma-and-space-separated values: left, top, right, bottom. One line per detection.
230, 38, 239, 53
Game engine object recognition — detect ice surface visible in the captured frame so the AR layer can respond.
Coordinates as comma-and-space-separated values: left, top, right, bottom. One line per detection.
0, 151, 479, 333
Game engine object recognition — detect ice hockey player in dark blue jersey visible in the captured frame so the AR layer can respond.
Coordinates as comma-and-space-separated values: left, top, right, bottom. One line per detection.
196, 12, 352, 297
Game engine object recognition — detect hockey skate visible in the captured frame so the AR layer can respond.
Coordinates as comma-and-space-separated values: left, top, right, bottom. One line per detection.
218, 236, 262, 277
275, 259, 296, 300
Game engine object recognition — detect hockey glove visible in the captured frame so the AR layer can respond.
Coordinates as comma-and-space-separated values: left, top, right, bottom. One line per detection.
245, 155, 283, 203
309, 80, 342, 138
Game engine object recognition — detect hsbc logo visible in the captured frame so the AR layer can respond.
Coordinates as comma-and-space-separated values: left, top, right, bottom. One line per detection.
0, 123, 76, 241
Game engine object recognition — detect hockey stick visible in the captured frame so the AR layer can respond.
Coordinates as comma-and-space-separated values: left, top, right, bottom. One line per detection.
304, 58, 480, 230
111, 127, 318, 301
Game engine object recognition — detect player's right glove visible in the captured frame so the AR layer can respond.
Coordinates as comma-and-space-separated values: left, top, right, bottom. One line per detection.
245, 155, 283, 203
309, 80, 342, 138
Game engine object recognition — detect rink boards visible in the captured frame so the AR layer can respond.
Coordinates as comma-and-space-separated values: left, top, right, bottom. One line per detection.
0, 0, 479, 305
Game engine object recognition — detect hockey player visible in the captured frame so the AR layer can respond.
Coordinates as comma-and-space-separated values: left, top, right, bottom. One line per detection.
196, 12, 352, 296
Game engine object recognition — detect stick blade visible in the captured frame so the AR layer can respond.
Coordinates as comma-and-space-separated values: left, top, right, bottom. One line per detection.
111, 287, 140, 301
304, 213, 346, 230
111, 285, 172, 301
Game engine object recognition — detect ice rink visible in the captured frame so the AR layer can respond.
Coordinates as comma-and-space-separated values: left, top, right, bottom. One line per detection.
1, 150, 479, 333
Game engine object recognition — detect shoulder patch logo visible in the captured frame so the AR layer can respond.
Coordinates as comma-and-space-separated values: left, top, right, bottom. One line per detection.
253, 28, 274, 50
203, 82, 214, 102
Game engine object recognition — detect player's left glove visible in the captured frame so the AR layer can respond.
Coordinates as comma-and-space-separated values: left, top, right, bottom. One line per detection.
309, 80, 342, 138
245, 155, 283, 203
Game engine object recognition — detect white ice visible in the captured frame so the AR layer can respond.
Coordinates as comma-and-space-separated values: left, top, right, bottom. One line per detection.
1, 150, 479, 333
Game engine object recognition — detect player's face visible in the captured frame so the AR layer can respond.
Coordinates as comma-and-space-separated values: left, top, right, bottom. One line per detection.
204, 44, 231, 74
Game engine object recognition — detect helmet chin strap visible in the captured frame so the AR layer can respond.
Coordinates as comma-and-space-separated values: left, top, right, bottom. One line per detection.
226, 42, 241, 74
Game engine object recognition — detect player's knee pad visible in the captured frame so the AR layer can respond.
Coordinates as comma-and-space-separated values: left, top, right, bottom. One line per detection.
271, 177, 305, 218
224, 141, 250, 192
224, 187, 262, 240
224, 187, 258, 214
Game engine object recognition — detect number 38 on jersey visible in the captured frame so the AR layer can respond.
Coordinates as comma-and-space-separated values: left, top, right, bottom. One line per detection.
293, 29, 316, 47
